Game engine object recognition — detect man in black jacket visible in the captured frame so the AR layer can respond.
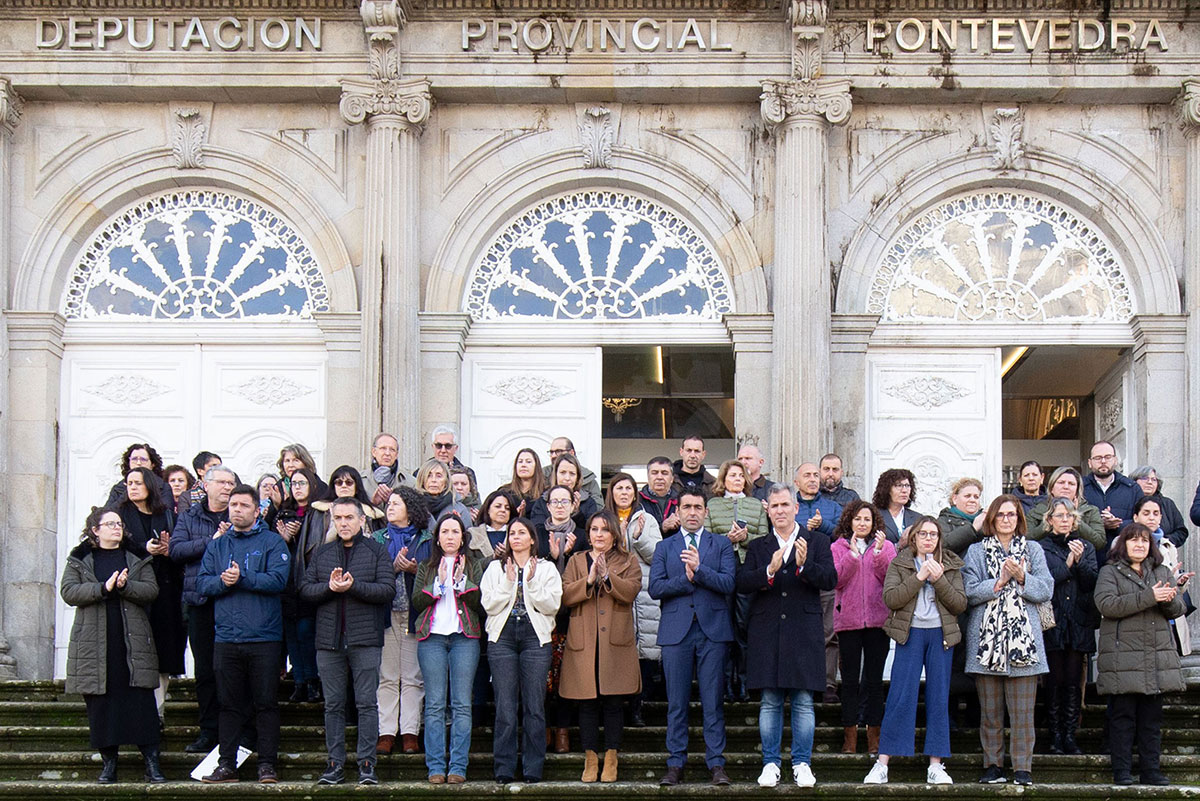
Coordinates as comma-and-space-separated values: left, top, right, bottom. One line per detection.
299, 498, 396, 785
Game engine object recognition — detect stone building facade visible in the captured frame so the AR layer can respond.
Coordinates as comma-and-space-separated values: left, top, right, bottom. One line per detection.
0, 0, 1198, 677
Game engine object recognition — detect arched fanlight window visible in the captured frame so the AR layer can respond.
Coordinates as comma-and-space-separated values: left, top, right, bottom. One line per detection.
869, 191, 1134, 323
464, 190, 734, 321
63, 190, 329, 320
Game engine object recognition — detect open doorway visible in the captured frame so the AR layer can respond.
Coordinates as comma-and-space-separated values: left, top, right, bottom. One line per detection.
1000, 345, 1128, 492
600, 346, 734, 484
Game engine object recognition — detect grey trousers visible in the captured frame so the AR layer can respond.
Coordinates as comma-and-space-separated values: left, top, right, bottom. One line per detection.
317, 644, 382, 764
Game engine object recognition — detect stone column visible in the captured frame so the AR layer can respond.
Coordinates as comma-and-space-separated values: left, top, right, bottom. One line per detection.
419, 312, 472, 460
830, 314, 878, 496
0, 78, 23, 678
315, 312, 365, 470
340, 2, 432, 470
6, 312, 64, 679
1179, 81, 1200, 671
760, 8, 851, 478
724, 312, 775, 468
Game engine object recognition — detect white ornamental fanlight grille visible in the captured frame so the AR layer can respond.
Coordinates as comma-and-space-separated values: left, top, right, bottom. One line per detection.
869, 191, 1134, 323
465, 191, 734, 321
64, 190, 330, 320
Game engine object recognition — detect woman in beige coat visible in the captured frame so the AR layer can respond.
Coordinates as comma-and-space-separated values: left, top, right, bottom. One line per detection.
559, 511, 642, 783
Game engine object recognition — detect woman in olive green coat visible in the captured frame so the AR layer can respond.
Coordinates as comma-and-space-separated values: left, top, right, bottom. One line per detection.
1026, 466, 1106, 550
61, 506, 162, 784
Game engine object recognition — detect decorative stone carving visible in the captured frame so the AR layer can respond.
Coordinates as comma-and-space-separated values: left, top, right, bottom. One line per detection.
339, 77, 432, 127
0, 78, 23, 136
1101, 393, 1124, 434
1179, 78, 1200, 132
883, 377, 970, 410
738, 433, 761, 449
83, 374, 173, 405
171, 108, 205, 169
988, 108, 1025, 172
579, 107, 614, 169
789, 0, 827, 28
485, 376, 573, 407
912, 455, 951, 513
761, 78, 852, 128
229, 375, 316, 408
0, 637, 17, 679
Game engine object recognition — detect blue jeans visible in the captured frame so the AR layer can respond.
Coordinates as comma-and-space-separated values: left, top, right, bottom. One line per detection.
284, 616, 317, 683
878, 626, 952, 758
417, 633, 479, 777
488, 615, 552, 780
759, 688, 814, 766
316, 645, 381, 764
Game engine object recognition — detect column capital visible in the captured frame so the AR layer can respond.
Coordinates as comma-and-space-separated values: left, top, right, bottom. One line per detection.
340, 77, 432, 128
1181, 78, 1200, 132
0, 78, 23, 137
419, 312, 473, 359
761, 77, 852, 129
723, 313, 774, 353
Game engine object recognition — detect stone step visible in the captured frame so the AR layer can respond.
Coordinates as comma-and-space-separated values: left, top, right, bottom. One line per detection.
4, 750, 1200, 784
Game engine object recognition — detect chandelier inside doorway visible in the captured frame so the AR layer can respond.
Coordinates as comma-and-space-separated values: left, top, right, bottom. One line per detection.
464, 190, 733, 321
869, 191, 1134, 323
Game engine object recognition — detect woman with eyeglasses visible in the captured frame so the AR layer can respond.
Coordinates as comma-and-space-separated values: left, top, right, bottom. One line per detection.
961, 495, 1053, 786
276, 466, 322, 702
863, 516, 965, 785
1038, 497, 1098, 756
872, 469, 920, 545
1026, 466, 1106, 550
62, 507, 163, 784
1130, 467, 1189, 549
114, 467, 185, 721
104, 442, 171, 508
530, 454, 598, 532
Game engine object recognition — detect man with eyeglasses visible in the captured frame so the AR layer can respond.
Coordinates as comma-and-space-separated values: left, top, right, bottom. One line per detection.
541, 436, 602, 499
425, 424, 478, 490
169, 465, 236, 754
361, 433, 407, 508
1082, 440, 1143, 559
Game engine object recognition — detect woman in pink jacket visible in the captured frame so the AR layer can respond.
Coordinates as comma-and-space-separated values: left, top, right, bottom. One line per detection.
832, 500, 896, 755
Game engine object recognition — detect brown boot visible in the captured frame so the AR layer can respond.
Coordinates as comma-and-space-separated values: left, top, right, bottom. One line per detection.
867, 725, 881, 755
582, 750, 599, 783
401, 733, 420, 754
601, 750, 619, 782
842, 725, 858, 754
554, 728, 570, 754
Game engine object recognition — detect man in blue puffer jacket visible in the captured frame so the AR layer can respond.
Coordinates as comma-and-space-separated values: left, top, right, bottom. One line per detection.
195, 484, 290, 785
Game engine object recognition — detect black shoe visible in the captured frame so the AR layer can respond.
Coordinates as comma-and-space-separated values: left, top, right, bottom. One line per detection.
306, 678, 323, 703
496, 775, 513, 784
140, 745, 166, 784
630, 699, 645, 728
98, 752, 118, 784
185, 733, 217, 754
201, 764, 239, 784
522, 776, 541, 783
823, 688, 840, 704
1062, 684, 1084, 755
979, 765, 1006, 784
288, 683, 307, 703
257, 763, 278, 784
1013, 771, 1033, 786
1140, 771, 1170, 786
660, 765, 684, 786
358, 760, 378, 786
318, 761, 344, 785
1113, 771, 1135, 786
710, 766, 731, 786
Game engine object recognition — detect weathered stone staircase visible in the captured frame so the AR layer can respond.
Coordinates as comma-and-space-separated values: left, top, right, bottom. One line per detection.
1, 679, 1199, 798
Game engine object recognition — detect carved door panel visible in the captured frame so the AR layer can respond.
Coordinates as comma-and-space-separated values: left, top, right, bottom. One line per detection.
56, 340, 327, 675
865, 347, 1002, 515
461, 346, 603, 497
1093, 354, 1134, 468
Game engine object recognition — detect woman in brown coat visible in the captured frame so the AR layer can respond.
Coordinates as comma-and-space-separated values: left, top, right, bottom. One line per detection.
559, 511, 642, 783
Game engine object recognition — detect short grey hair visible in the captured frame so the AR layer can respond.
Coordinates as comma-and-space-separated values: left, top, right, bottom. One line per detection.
204, 465, 235, 482
1047, 496, 1080, 526
1129, 465, 1160, 491
765, 483, 794, 503
372, 432, 398, 448
430, 424, 459, 444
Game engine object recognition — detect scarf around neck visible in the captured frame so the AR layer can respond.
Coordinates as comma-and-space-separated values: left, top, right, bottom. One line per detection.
976, 535, 1037, 673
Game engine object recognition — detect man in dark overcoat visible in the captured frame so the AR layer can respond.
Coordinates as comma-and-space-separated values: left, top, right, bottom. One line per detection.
736, 483, 837, 788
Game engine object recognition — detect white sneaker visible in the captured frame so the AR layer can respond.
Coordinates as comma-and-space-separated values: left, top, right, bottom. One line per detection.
927, 763, 953, 785
794, 762, 816, 787
757, 763, 781, 787
863, 761, 888, 784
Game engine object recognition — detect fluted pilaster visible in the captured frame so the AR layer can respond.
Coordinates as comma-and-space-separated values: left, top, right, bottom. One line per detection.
0, 77, 22, 679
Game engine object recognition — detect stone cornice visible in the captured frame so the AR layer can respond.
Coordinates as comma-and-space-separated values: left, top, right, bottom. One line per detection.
761, 76, 851, 127
0, 78, 23, 136
1180, 78, 1200, 132
339, 76, 431, 125
0, 0, 356, 9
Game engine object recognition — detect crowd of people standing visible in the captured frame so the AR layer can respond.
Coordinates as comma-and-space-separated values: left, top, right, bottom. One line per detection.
61, 433, 1197, 787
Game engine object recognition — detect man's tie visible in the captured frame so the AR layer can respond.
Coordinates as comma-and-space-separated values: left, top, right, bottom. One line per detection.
686, 532, 697, 550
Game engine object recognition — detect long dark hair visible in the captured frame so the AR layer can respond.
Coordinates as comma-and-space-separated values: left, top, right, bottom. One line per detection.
325, 464, 374, 507
427, 514, 469, 566
872, 468, 916, 509
280, 467, 321, 514
507, 448, 545, 500
584, 510, 627, 555
832, 500, 885, 541
478, 489, 517, 528
1108, 522, 1163, 569
121, 466, 166, 515
604, 472, 639, 515
982, 494, 1027, 539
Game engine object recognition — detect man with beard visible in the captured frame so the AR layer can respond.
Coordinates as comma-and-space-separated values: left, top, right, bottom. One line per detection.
819, 453, 860, 507
1082, 440, 1143, 560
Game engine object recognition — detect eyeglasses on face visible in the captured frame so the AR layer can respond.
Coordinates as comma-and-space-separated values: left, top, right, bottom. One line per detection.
995, 512, 1019, 520
334, 478, 356, 486
291, 479, 310, 488
1090, 454, 1116, 462
128, 455, 151, 464
433, 442, 455, 450
98, 520, 124, 530
548, 498, 572, 506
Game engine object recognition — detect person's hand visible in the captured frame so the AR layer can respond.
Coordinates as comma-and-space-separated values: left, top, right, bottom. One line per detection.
1176, 568, 1195, 588
661, 512, 680, 533
572, 492, 582, 514
265, 483, 282, 507
278, 520, 299, 543
438, 558, 449, 584
104, 570, 120, 592
147, 531, 170, 556
214, 521, 231, 539
897, 527, 911, 551
1100, 507, 1121, 530
492, 541, 508, 564
594, 550, 608, 583
453, 557, 466, 585
516, 499, 527, 518
873, 531, 887, 553
806, 509, 821, 531
916, 559, 931, 581
1066, 539, 1084, 567
728, 521, 748, 543
221, 561, 240, 587
505, 557, 517, 582
681, 543, 699, 581
973, 515, 985, 532
794, 536, 808, 566
847, 541, 861, 559
394, 546, 418, 575
587, 553, 599, 584
926, 560, 944, 582
564, 532, 577, 553
548, 534, 562, 559
629, 516, 645, 540
1153, 580, 1178, 602
1012, 558, 1026, 584
768, 547, 784, 576
329, 566, 346, 592
371, 484, 392, 508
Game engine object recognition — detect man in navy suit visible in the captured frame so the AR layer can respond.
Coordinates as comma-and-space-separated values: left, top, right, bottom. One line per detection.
649, 488, 736, 786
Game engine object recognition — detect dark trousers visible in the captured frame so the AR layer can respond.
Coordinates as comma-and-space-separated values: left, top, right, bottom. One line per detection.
725, 591, 752, 694
488, 616, 552, 780
214, 641, 281, 768
579, 695, 625, 751
1046, 649, 1084, 689
838, 627, 889, 726
1108, 693, 1164, 777
316, 644, 381, 764
185, 602, 219, 737
662, 619, 728, 768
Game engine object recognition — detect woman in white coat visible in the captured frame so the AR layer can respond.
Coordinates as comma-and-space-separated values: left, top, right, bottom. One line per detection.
480, 518, 563, 784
